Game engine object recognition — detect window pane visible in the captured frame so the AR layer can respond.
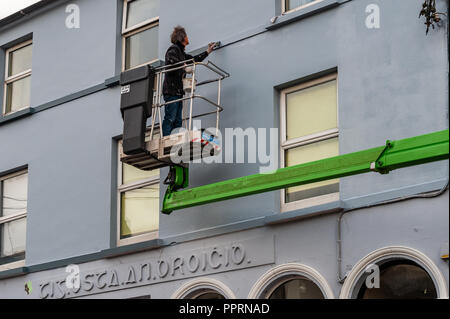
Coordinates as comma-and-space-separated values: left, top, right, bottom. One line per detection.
8, 44, 32, 77
195, 292, 225, 300
358, 263, 437, 299
120, 184, 159, 238
5, 76, 31, 114
126, 0, 159, 29
285, 138, 339, 203
286, 79, 337, 140
120, 136, 160, 184
1, 217, 26, 257
125, 25, 159, 70
269, 278, 325, 299
122, 164, 159, 185
2, 173, 28, 217
285, 0, 318, 11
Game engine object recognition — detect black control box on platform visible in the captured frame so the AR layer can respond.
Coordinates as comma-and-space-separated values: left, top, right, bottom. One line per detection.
120, 65, 155, 155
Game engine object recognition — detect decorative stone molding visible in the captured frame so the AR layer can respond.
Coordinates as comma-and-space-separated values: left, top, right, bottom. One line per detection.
248, 263, 335, 299
171, 277, 236, 299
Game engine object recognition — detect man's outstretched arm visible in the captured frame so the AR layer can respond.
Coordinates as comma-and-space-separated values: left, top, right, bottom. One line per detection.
186, 42, 216, 63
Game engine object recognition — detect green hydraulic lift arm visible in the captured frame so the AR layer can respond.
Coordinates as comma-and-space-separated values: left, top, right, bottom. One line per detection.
162, 129, 449, 214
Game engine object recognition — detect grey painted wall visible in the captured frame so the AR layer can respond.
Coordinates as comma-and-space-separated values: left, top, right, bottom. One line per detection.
0, 0, 118, 108
0, 89, 122, 265
0, 192, 447, 298
158, 0, 449, 237
0, 0, 448, 286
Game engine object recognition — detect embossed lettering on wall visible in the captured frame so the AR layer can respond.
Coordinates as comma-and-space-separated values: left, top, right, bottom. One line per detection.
38, 236, 274, 299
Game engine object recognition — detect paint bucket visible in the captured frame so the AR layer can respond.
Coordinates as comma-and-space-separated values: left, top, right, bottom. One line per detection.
183, 77, 197, 93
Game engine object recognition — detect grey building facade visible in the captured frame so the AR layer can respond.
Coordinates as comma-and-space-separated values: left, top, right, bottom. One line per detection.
0, 0, 448, 299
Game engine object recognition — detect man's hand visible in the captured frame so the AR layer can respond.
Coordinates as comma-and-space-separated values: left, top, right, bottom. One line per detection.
207, 42, 216, 54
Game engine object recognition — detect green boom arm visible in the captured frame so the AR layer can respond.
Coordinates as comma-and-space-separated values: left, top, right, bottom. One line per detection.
162, 129, 449, 214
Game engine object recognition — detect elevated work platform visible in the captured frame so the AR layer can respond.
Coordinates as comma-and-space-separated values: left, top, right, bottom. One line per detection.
120, 129, 221, 171
119, 60, 229, 169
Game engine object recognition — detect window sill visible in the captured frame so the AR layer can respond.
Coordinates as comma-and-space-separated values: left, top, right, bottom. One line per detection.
0, 260, 28, 280
0, 108, 33, 125
101, 238, 165, 259
281, 192, 340, 213
117, 231, 159, 248
265, 200, 343, 225
267, 0, 342, 31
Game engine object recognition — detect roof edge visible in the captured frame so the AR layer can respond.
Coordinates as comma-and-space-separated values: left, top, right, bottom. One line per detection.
0, 0, 63, 30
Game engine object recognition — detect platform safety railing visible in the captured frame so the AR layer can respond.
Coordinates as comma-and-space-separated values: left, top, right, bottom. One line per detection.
149, 59, 230, 141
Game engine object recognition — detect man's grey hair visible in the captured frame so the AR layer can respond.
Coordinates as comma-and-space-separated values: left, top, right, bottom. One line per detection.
171, 25, 187, 44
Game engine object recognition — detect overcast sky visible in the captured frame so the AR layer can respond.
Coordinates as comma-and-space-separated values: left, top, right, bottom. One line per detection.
0, 0, 41, 20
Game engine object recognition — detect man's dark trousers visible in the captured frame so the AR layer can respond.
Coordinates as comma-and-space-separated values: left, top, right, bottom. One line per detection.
163, 95, 183, 136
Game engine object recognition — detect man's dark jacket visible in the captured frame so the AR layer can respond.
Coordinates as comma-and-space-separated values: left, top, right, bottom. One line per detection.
162, 42, 209, 97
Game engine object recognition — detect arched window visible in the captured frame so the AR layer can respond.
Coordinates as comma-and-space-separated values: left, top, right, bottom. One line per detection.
171, 278, 235, 299
268, 276, 325, 299
356, 260, 437, 299
248, 263, 334, 299
340, 246, 448, 299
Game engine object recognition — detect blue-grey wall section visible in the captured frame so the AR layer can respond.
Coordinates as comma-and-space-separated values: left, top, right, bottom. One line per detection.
0, 192, 447, 298
158, 0, 449, 237
0, 0, 118, 108
0, 0, 448, 267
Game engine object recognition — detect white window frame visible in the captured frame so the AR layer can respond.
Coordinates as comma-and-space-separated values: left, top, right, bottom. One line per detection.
117, 140, 160, 247
282, 0, 324, 14
0, 170, 28, 270
2, 39, 32, 116
280, 73, 339, 212
122, 0, 159, 71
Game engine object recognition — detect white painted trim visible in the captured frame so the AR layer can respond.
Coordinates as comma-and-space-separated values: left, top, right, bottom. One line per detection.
123, 19, 159, 38
339, 246, 449, 299
2, 40, 32, 116
248, 263, 335, 299
0, 169, 27, 182
0, 259, 25, 272
118, 175, 160, 192
0, 170, 28, 224
281, 73, 337, 96
123, 16, 159, 35
122, 0, 129, 34
5, 70, 32, 84
171, 277, 236, 299
280, 75, 337, 146
3, 71, 31, 116
281, 191, 339, 213
279, 73, 339, 212
116, 140, 160, 247
282, 0, 325, 14
4, 40, 32, 54
122, 0, 159, 34
0, 170, 28, 261
121, 0, 160, 71
122, 21, 160, 72
117, 230, 159, 247
116, 141, 123, 246
281, 128, 338, 149
0, 212, 27, 224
